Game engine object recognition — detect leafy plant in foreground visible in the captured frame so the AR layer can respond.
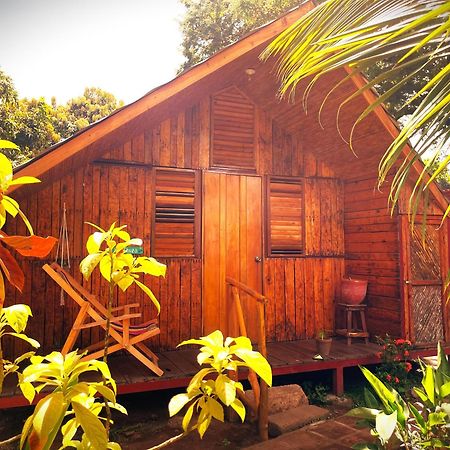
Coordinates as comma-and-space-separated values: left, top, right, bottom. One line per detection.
79, 221, 166, 436
374, 335, 415, 394
0, 304, 39, 392
19, 351, 124, 450
169, 330, 272, 439
349, 342, 450, 449
0, 140, 56, 396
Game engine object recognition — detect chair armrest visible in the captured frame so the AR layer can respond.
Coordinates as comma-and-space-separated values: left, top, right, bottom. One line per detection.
111, 303, 140, 312
110, 313, 142, 324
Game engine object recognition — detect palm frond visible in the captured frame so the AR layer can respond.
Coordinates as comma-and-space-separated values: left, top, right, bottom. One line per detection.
262, 0, 450, 219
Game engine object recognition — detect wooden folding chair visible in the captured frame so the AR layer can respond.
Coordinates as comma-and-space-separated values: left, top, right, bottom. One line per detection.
43, 262, 163, 376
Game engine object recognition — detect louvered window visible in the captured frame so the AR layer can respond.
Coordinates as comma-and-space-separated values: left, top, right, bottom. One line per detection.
152, 168, 200, 257
266, 177, 304, 256
211, 87, 256, 171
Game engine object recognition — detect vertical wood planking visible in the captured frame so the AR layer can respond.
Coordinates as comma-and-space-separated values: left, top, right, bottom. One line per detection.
203, 172, 221, 334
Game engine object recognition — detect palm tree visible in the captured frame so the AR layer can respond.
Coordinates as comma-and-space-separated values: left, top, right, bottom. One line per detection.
262, 0, 450, 219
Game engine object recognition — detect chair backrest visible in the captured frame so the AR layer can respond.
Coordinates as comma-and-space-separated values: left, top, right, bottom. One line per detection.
43, 263, 107, 316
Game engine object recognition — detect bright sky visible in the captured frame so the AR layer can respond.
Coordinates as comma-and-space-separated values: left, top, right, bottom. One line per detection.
1, 0, 185, 105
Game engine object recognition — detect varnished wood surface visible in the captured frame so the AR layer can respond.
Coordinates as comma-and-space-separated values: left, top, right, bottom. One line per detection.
0, 338, 380, 409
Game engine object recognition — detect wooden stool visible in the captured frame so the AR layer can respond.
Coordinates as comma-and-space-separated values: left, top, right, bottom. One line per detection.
336, 303, 369, 345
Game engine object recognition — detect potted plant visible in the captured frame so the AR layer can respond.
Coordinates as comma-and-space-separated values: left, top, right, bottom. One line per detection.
315, 330, 332, 357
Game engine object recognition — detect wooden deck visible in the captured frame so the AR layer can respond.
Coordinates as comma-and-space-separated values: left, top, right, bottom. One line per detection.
0, 337, 440, 409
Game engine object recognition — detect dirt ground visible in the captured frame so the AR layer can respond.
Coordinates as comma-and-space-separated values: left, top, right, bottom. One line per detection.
0, 386, 353, 450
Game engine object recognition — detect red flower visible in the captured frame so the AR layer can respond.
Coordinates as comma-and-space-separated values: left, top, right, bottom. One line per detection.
394, 377, 400, 384
395, 339, 405, 345
404, 350, 410, 357
405, 340, 412, 346
386, 374, 392, 382
405, 362, 412, 372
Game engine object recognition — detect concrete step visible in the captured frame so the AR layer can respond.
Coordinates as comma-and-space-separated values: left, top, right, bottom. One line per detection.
268, 404, 329, 437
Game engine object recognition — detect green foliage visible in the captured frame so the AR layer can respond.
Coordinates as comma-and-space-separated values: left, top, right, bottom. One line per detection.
0, 304, 39, 392
169, 330, 272, 438
63, 87, 124, 131
0, 69, 123, 166
80, 222, 166, 313
263, 0, 450, 220
19, 351, 124, 450
374, 335, 415, 394
349, 342, 450, 449
179, 0, 299, 71
301, 381, 328, 406
0, 145, 56, 306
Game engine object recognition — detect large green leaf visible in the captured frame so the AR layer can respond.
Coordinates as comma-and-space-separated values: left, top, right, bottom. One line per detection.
263, 0, 450, 219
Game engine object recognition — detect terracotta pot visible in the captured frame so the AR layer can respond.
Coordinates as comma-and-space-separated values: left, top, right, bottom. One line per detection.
316, 338, 332, 357
341, 278, 368, 305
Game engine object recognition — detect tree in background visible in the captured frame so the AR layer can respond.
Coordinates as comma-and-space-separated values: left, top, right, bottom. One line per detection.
0, 69, 123, 166
178, 0, 299, 71
60, 87, 124, 138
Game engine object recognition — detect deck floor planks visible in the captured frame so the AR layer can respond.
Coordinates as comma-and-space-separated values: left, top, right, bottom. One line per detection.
2, 338, 436, 409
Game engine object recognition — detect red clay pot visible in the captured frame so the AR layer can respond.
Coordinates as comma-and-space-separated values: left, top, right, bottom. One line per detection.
341, 278, 368, 305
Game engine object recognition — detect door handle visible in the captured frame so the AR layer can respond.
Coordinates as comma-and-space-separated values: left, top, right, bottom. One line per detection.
255, 256, 262, 263
405, 280, 411, 284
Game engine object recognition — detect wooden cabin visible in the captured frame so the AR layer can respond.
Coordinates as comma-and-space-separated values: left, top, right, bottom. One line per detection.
5, 1, 449, 365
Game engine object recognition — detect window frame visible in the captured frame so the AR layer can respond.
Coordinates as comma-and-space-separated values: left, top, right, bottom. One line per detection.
265, 176, 305, 258
151, 167, 201, 258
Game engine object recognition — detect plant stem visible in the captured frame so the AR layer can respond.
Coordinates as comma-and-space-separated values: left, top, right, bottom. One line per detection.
0, 433, 21, 447
0, 338, 4, 394
147, 426, 197, 450
102, 253, 115, 438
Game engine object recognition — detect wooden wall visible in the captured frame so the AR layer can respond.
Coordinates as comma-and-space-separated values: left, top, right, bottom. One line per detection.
5, 83, 411, 357
343, 177, 402, 336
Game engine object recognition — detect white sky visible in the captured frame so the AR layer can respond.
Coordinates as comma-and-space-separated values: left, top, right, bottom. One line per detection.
0, 0, 185, 105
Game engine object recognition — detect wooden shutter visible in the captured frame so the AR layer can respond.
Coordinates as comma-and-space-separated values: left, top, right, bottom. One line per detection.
152, 168, 199, 257
211, 87, 256, 171
267, 177, 304, 256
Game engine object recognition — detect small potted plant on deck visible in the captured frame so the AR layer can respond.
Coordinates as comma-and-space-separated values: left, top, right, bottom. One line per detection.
315, 330, 332, 357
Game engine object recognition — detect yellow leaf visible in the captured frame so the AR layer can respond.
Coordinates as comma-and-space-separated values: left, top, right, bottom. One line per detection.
182, 403, 195, 432
215, 374, 236, 406
206, 397, 224, 422
230, 398, 246, 422
169, 393, 191, 417
9, 176, 40, 186
72, 401, 108, 449
135, 280, 160, 314
80, 253, 104, 280
99, 257, 112, 281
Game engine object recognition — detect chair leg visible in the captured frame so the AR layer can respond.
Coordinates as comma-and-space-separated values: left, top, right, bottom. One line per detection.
126, 345, 163, 377
135, 342, 159, 362
62, 305, 89, 354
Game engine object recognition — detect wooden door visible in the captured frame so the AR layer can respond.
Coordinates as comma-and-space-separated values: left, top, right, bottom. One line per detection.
203, 172, 263, 340
403, 217, 448, 345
